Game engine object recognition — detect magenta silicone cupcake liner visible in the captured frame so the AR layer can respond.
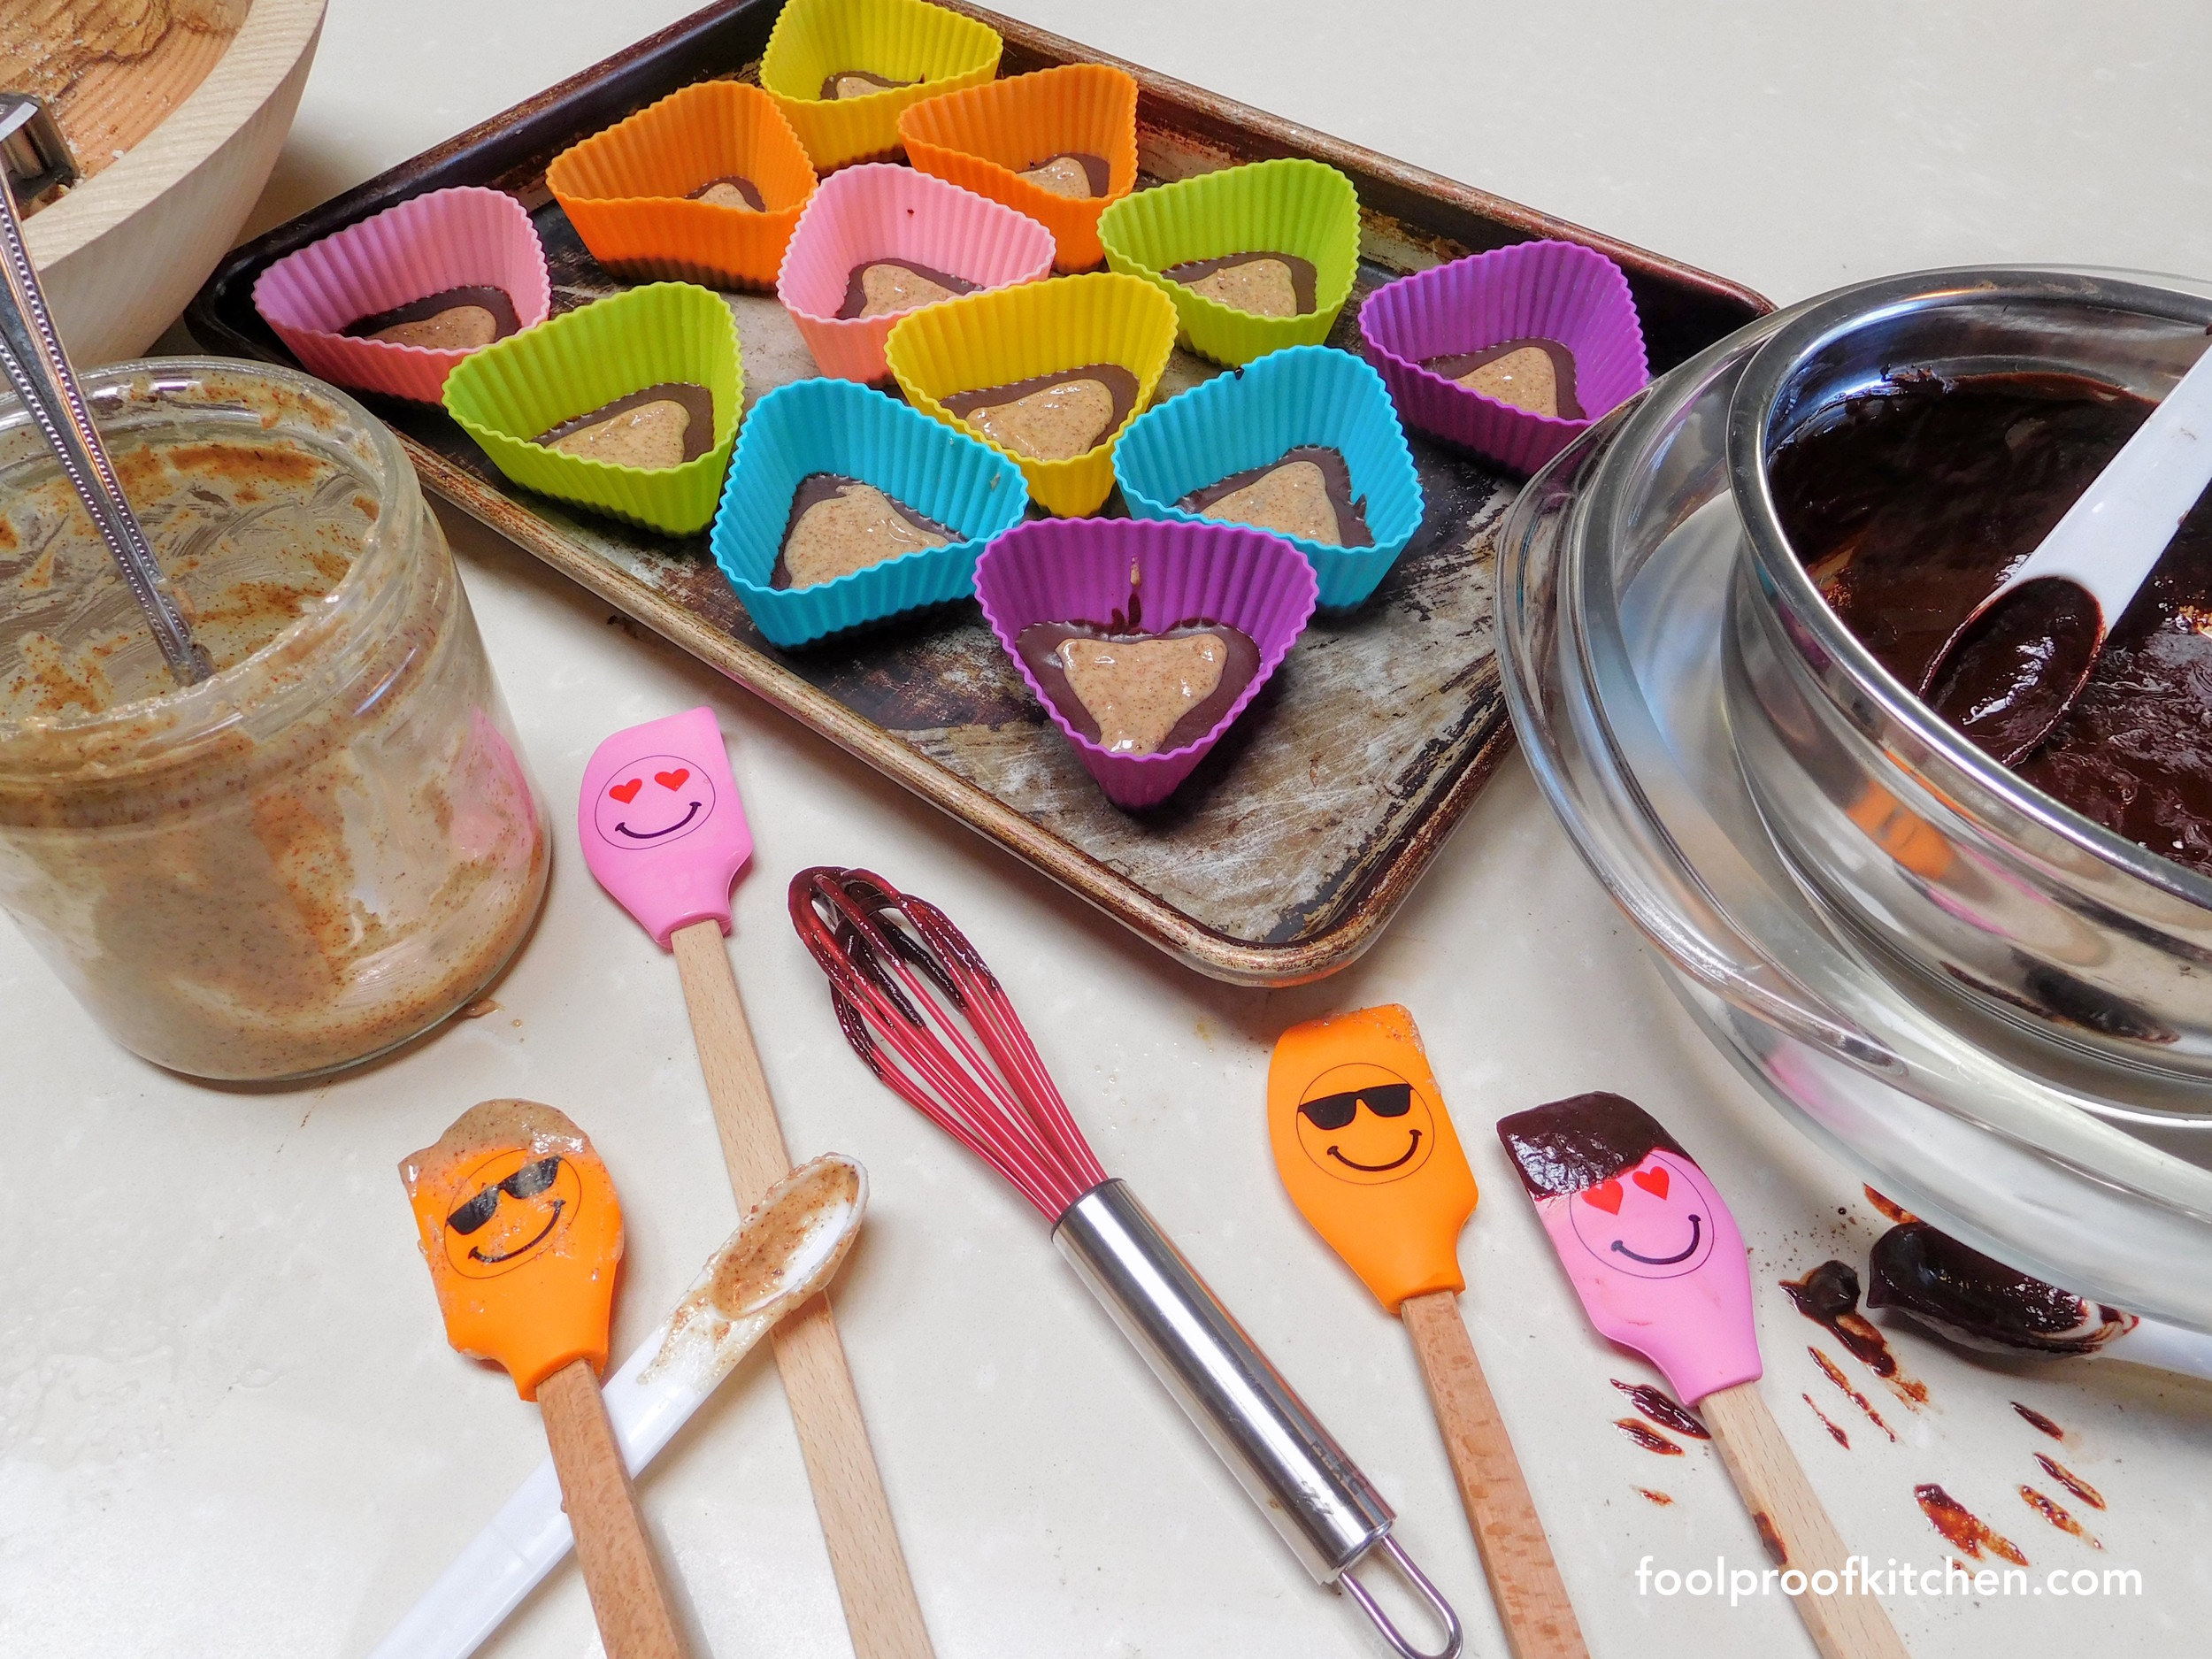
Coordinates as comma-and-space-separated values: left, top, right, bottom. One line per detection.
1358, 238, 1649, 472
777, 163, 1056, 382
252, 187, 552, 403
972, 516, 1318, 810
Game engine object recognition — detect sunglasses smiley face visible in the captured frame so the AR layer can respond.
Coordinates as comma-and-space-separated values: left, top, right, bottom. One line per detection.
590, 751, 716, 852
1294, 1063, 1436, 1186
441, 1148, 587, 1279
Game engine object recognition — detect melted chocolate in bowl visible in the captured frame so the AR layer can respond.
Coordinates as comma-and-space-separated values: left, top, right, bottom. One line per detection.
0, 363, 549, 1080
1769, 373, 2212, 877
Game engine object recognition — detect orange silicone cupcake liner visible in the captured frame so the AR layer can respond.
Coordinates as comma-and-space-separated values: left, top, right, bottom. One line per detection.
548, 82, 818, 290
898, 64, 1139, 272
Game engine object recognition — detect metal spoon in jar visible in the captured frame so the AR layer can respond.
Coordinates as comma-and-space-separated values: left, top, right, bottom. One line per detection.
1917, 339, 2212, 766
0, 176, 212, 685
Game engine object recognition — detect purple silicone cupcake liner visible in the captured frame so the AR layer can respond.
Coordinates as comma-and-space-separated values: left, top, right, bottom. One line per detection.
972, 516, 1318, 810
1358, 238, 1649, 472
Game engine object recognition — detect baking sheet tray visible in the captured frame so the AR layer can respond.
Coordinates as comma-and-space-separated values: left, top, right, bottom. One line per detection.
187, 0, 1768, 984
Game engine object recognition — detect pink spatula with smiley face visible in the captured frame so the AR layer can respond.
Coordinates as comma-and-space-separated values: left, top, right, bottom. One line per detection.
1497, 1094, 1910, 1659
580, 708, 936, 1659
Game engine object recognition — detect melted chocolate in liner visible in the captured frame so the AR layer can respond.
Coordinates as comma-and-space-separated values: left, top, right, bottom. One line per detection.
834, 258, 977, 320
941, 363, 1141, 457
2014, 1402, 2066, 1440
1769, 373, 2212, 876
687, 174, 765, 210
2035, 1454, 2105, 1509
1916, 1484, 2028, 1566
1159, 250, 1318, 316
820, 68, 915, 98
772, 473, 955, 590
342, 284, 521, 343
1614, 1418, 1685, 1455
1178, 444, 1373, 547
1611, 1379, 1709, 1440
1015, 621, 1260, 757
1020, 151, 1111, 196
534, 382, 716, 463
1864, 1222, 2136, 1356
1924, 577, 2103, 765
1496, 1091, 1691, 1199
1423, 337, 1584, 419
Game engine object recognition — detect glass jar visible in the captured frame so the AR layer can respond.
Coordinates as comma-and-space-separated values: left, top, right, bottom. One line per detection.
0, 359, 549, 1080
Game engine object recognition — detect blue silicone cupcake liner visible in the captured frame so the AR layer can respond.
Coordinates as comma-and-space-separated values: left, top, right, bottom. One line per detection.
711, 376, 1030, 647
1111, 345, 1426, 609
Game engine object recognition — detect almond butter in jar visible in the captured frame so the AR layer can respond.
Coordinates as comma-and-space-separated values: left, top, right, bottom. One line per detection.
0, 360, 549, 1080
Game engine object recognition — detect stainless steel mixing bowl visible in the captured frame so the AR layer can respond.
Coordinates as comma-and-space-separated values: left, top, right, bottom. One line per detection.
1724, 269, 2212, 1081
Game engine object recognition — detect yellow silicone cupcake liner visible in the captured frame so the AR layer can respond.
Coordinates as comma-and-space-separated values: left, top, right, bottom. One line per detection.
442, 282, 742, 536
760, 0, 1002, 172
897, 63, 1141, 272
547, 82, 818, 290
884, 272, 1178, 516
1097, 157, 1363, 367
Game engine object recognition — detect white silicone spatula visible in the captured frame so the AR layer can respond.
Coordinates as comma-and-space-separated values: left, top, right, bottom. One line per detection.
1919, 339, 2212, 764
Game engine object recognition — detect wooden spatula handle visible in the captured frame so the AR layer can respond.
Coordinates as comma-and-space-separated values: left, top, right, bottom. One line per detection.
672, 919, 936, 1659
1401, 1290, 1589, 1659
1699, 1381, 1911, 1659
537, 1358, 691, 1659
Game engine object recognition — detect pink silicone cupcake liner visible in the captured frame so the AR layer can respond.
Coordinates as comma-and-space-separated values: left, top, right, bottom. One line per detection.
252, 187, 552, 403
777, 163, 1056, 382
1358, 238, 1649, 472
972, 517, 1318, 810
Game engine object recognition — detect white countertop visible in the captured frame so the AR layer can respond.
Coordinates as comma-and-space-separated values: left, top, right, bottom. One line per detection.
6, 3, 2210, 1655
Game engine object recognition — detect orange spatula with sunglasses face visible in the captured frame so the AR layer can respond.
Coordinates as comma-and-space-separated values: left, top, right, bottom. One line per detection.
1269, 1007, 1589, 1659
401, 1100, 690, 1659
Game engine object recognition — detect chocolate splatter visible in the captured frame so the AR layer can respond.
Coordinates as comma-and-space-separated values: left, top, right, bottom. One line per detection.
1615, 1418, 1686, 1455
1783, 1261, 1927, 1404
1809, 1347, 1897, 1441
2013, 1402, 2066, 1440
1635, 1487, 1675, 1507
1802, 1393, 1850, 1449
1752, 1510, 1788, 1566
2020, 1486, 2101, 1548
1916, 1484, 2029, 1566
1496, 1092, 1693, 1199
1867, 1223, 2135, 1356
1864, 1187, 1918, 1225
2035, 1455, 2105, 1510
1612, 1379, 1710, 1440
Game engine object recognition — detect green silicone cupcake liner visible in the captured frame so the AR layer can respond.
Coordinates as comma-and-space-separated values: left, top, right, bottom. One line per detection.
1096, 157, 1362, 367
442, 282, 742, 536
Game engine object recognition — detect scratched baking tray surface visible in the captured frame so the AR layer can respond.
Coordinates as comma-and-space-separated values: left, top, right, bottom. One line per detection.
189, 0, 1767, 983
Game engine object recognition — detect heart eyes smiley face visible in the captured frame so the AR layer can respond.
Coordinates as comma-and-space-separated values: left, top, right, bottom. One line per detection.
1566, 1149, 1717, 1279
441, 1148, 587, 1280
590, 751, 715, 852
1294, 1062, 1437, 1187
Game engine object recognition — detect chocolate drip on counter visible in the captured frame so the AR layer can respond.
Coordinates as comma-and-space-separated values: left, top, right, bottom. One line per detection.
1781, 1261, 1900, 1376
2013, 1402, 2067, 1440
1613, 1418, 1685, 1455
1864, 1187, 1917, 1225
1179, 444, 1373, 547
1801, 1394, 1850, 1448
1809, 1346, 1896, 1440
342, 284, 520, 344
1634, 1486, 1675, 1506
2035, 1455, 2105, 1510
1768, 373, 2212, 876
1611, 1379, 1709, 1440
2019, 1486, 2101, 1547
1865, 1222, 2136, 1356
1915, 1484, 2028, 1565
1496, 1091, 1693, 1199
1924, 577, 2103, 765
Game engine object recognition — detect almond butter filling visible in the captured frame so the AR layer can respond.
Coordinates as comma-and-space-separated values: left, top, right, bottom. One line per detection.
1057, 633, 1228, 756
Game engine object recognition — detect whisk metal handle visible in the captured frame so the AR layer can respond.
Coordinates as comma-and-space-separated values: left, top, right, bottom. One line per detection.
0, 177, 211, 686
1054, 1180, 1462, 1656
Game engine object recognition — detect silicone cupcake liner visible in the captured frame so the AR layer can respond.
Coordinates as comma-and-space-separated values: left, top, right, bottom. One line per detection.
251, 187, 550, 403
546, 82, 818, 291
710, 377, 1030, 648
1097, 157, 1361, 367
1357, 238, 1650, 473
1112, 345, 1425, 610
898, 63, 1140, 272
884, 270, 1178, 516
760, 0, 1002, 172
777, 165, 1055, 383
441, 282, 742, 536
973, 516, 1318, 809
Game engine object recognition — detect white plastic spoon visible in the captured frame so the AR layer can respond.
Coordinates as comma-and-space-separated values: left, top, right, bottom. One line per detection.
1919, 338, 2212, 764
370, 1155, 866, 1659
